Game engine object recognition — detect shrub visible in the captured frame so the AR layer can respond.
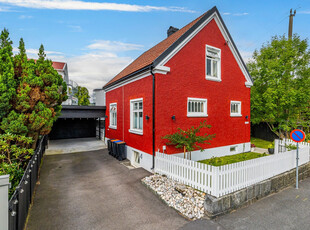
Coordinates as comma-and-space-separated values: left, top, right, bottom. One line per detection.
0, 162, 24, 197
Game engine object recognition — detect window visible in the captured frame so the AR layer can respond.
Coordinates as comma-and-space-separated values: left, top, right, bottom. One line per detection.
130, 98, 143, 135
230, 146, 237, 152
187, 98, 208, 117
206, 45, 221, 81
230, 101, 241, 117
109, 103, 117, 129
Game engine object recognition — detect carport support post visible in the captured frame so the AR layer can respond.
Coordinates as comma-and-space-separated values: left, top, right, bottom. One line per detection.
0, 175, 10, 230
296, 142, 299, 189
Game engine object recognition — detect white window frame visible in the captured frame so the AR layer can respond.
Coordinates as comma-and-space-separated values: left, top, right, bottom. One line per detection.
109, 103, 117, 129
187, 98, 208, 117
230, 101, 242, 117
206, 44, 221, 82
129, 98, 143, 135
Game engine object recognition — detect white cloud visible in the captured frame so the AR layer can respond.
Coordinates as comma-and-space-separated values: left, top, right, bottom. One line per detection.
223, 12, 249, 16
239, 50, 253, 63
68, 25, 82, 32
0, 0, 195, 12
67, 52, 132, 91
19, 15, 33, 19
87, 40, 143, 52
300, 11, 310, 14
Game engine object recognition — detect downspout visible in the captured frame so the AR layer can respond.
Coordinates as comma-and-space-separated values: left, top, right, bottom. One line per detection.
151, 66, 155, 170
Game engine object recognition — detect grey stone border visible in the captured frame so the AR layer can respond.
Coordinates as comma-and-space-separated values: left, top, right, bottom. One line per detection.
204, 162, 310, 218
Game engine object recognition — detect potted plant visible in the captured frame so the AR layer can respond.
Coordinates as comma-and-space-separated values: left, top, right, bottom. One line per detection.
268, 143, 275, 154
251, 143, 256, 152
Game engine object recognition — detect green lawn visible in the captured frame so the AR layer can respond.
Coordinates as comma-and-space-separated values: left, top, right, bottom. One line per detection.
198, 152, 268, 166
251, 137, 273, 149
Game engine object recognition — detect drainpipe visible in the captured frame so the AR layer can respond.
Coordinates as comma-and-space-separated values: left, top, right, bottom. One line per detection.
151, 66, 155, 170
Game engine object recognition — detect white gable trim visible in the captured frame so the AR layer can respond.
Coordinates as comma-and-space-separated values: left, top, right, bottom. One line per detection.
155, 12, 253, 87
104, 70, 151, 92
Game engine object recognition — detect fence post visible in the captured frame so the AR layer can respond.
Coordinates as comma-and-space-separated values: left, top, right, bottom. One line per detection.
274, 139, 279, 154
0, 175, 10, 230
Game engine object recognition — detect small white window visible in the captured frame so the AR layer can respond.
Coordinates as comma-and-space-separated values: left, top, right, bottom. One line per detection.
187, 98, 208, 117
109, 103, 117, 129
206, 45, 221, 81
129, 98, 143, 135
230, 101, 242, 117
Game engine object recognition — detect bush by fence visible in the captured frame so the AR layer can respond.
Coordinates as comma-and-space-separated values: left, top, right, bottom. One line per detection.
7, 136, 47, 230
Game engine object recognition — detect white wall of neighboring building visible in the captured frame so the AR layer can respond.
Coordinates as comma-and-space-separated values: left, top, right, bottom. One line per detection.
94, 89, 106, 106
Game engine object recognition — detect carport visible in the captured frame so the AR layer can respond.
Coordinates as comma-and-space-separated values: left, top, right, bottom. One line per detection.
49, 105, 106, 140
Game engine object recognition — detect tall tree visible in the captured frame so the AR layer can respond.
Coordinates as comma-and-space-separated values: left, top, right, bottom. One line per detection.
0, 38, 67, 147
248, 35, 310, 138
0, 29, 16, 121
75, 86, 90, 106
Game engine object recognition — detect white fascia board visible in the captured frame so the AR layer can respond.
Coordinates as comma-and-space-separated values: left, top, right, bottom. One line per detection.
104, 70, 151, 92
155, 12, 253, 87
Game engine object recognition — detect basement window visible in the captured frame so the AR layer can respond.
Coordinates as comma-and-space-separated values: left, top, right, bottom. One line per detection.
230, 146, 237, 153
187, 98, 208, 117
109, 103, 117, 129
206, 45, 221, 81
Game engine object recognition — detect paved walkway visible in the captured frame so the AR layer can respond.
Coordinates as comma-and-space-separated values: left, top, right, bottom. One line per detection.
26, 149, 188, 230
46, 138, 106, 155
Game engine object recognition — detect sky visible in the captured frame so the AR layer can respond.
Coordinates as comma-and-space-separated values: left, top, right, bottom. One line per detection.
0, 0, 309, 92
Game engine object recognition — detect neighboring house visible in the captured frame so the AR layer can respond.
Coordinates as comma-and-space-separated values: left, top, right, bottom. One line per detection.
103, 6, 253, 171
52, 61, 79, 105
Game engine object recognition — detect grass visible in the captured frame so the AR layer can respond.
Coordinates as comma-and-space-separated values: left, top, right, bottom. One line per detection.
251, 137, 273, 149
198, 152, 268, 166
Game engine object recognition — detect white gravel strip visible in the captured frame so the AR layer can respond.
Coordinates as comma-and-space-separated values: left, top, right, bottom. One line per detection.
142, 174, 205, 220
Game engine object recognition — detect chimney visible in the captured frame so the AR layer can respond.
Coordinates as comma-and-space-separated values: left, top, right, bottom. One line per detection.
167, 26, 179, 37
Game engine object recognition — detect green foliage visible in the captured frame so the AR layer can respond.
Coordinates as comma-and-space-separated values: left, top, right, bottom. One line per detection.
0, 133, 33, 196
0, 29, 16, 120
198, 152, 267, 166
75, 86, 90, 106
0, 35, 68, 144
248, 35, 310, 138
285, 143, 297, 151
0, 29, 68, 196
162, 121, 215, 158
0, 162, 24, 197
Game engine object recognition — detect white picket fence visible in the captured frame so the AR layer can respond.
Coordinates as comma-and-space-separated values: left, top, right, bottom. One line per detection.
155, 140, 310, 198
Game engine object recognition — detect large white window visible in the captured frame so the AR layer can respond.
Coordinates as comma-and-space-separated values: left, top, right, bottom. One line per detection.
206, 45, 221, 81
187, 98, 208, 117
130, 98, 143, 135
230, 101, 242, 117
109, 103, 117, 129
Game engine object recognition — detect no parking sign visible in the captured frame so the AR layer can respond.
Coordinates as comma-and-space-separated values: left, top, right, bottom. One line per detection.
290, 129, 306, 189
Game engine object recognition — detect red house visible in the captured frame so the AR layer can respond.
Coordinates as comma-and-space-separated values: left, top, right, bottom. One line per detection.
103, 6, 253, 171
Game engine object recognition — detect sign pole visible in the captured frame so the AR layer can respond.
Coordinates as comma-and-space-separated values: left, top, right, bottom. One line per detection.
296, 142, 299, 189
290, 129, 306, 189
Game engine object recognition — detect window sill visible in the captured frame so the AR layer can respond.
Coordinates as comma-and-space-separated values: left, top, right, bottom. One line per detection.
187, 114, 208, 117
129, 129, 143, 135
206, 76, 221, 82
230, 114, 242, 117
109, 126, 117, 129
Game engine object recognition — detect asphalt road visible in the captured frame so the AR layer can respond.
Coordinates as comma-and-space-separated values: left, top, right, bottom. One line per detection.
27, 146, 310, 230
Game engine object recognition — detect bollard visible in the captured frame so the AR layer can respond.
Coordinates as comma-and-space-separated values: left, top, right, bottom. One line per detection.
0, 175, 10, 230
